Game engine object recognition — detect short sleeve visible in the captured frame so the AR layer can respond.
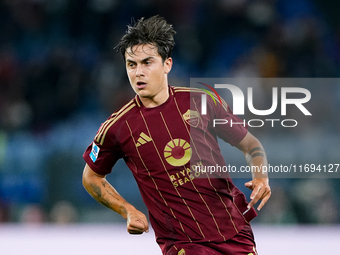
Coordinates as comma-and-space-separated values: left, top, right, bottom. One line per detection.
83, 129, 124, 176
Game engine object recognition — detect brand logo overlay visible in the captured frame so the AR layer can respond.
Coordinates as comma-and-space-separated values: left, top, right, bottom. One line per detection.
194, 81, 312, 128
197, 82, 223, 115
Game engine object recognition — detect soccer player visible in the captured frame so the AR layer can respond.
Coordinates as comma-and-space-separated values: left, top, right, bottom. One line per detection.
82, 15, 271, 255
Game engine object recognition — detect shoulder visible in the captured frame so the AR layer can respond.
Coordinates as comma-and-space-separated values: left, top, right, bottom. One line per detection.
172, 86, 204, 94
112, 97, 139, 117
171, 86, 229, 110
94, 98, 138, 145
171, 86, 205, 99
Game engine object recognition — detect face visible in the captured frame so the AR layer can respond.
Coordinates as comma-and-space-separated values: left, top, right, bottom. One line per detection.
125, 44, 172, 107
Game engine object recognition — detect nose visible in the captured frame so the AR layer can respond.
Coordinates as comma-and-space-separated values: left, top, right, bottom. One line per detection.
136, 64, 144, 77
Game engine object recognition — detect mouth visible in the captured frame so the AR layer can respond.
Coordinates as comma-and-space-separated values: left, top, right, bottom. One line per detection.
136, 81, 147, 89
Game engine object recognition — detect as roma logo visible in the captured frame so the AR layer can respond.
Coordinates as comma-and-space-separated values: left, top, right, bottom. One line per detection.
164, 139, 191, 166
182, 109, 199, 128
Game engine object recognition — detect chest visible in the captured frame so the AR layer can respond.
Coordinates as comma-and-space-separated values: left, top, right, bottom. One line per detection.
119, 108, 193, 169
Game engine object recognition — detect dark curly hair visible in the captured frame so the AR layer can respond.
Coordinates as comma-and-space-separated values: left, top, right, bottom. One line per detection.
115, 15, 176, 62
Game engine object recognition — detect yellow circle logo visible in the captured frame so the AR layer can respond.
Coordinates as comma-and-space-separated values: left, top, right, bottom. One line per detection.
164, 139, 191, 166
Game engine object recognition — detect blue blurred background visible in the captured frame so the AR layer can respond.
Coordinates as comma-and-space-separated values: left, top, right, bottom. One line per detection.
0, 0, 339, 230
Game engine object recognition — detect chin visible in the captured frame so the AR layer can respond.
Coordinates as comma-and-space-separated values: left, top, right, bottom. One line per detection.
137, 91, 151, 98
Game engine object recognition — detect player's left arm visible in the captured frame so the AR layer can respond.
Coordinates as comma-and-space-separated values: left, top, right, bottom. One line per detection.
236, 131, 271, 211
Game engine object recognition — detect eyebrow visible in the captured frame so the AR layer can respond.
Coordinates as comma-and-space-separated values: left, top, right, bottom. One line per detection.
126, 56, 154, 64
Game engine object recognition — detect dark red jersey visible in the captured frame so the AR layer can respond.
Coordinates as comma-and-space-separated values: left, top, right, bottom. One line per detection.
83, 86, 256, 246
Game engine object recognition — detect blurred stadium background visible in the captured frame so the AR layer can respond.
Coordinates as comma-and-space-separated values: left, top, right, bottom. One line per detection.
0, 0, 339, 254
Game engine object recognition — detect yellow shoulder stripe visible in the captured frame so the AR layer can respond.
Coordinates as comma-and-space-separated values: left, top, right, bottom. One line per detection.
95, 101, 136, 145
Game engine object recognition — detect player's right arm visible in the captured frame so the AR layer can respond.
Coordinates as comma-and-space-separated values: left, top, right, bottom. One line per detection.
82, 163, 149, 234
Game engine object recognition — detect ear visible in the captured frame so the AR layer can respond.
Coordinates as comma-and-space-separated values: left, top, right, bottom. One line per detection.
164, 57, 173, 74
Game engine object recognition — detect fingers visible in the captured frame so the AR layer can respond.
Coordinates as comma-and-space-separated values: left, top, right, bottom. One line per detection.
247, 184, 261, 209
127, 212, 149, 235
246, 179, 271, 211
244, 181, 254, 190
257, 189, 271, 211
127, 220, 148, 234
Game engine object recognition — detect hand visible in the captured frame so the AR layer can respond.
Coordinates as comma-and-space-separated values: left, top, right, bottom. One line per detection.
126, 209, 149, 234
245, 178, 271, 211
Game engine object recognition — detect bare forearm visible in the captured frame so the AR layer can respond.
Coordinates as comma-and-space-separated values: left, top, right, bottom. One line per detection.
82, 168, 134, 220
245, 145, 268, 179
82, 164, 149, 234
84, 179, 132, 219
237, 132, 271, 210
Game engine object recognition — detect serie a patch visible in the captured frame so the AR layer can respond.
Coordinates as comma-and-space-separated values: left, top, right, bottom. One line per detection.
89, 142, 100, 162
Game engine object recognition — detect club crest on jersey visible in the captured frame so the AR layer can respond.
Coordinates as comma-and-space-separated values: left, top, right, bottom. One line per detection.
182, 109, 199, 127
90, 142, 100, 162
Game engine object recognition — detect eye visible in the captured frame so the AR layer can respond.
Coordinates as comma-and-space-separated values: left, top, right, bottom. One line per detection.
127, 62, 135, 68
